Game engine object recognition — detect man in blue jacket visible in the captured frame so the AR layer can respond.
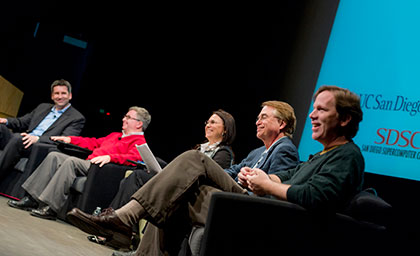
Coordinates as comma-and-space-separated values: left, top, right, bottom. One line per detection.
68, 100, 299, 254
224, 101, 298, 179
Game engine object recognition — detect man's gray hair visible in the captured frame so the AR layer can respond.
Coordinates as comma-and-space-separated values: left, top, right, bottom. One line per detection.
130, 106, 151, 131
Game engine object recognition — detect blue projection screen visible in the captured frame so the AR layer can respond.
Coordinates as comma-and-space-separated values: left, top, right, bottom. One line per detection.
298, 0, 420, 181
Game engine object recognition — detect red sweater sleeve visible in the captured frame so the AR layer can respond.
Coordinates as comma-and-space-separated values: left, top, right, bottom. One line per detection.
69, 133, 118, 151
71, 133, 146, 166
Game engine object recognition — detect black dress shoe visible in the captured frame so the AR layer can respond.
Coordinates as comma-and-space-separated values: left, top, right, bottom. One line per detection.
7, 196, 39, 211
67, 208, 132, 248
30, 206, 57, 220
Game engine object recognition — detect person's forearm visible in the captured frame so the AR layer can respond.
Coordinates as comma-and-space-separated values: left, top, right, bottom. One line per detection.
267, 181, 291, 201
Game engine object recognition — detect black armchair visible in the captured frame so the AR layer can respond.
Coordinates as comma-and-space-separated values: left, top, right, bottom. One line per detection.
198, 190, 393, 256
56, 162, 144, 220
74, 157, 167, 215
76, 162, 140, 214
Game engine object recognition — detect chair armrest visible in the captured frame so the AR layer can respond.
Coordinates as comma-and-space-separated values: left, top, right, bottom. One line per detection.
126, 159, 146, 168
23, 142, 58, 173
54, 140, 93, 159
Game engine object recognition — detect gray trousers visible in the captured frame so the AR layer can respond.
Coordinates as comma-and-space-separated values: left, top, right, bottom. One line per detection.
22, 151, 91, 212
131, 150, 247, 255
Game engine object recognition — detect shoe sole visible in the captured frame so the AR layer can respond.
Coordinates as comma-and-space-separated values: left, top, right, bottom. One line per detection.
30, 212, 57, 221
7, 201, 36, 212
67, 212, 131, 248
87, 235, 130, 250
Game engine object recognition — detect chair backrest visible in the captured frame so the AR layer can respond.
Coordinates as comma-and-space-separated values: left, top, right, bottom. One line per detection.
156, 157, 168, 169
341, 188, 392, 227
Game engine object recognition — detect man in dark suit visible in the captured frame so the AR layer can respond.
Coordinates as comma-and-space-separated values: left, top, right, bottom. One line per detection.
0, 79, 85, 181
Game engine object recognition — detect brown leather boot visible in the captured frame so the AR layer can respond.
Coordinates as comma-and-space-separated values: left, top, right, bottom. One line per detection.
67, 208, 132, 248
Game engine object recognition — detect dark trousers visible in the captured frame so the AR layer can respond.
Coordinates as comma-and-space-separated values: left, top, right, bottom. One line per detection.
0, 125, 28, 180
0, 125, 56, 198
110, 169, 156, 210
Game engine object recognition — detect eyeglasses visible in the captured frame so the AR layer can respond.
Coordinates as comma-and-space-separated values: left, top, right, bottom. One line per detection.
204, 120, 221, 126
124, 114, 141, 121
256, 114, 281, 122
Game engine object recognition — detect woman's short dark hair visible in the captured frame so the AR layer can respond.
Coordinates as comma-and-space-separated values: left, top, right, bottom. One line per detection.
314, 85, 363, 139
213, 109, 236, 146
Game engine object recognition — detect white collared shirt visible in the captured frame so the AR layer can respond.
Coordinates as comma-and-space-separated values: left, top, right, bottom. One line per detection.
30, 104, 72, 136
121, 131, 144, 138
200, 141, 221, 158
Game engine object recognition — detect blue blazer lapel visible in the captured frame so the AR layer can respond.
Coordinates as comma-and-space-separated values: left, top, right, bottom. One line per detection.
257, 137, 287, 169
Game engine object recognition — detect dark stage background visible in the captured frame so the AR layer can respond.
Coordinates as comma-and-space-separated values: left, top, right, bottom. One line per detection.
0, 1, 320, 163
2, 0, 419, 248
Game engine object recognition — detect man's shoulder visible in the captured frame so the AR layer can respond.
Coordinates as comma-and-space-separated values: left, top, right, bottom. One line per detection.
273, 137, 298, 152
35, 103, 54, 110
338, 141, 363, 158
64, 105, 85, 119
322, 142, 364, 167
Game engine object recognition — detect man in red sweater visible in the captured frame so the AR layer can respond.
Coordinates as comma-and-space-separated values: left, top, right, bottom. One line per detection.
7, 106, 151, 220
